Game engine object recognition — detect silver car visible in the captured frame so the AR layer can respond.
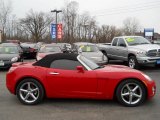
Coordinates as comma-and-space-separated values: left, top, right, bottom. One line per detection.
72, 42, 108, 65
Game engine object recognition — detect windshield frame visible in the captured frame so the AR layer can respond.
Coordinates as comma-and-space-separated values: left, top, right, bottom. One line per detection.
77, 55, 100, 70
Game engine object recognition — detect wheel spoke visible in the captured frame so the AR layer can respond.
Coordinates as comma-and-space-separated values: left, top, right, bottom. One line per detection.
133, 93, 141, 98
126, 84, 131, 91
122, 92, 130, 96
129, 95, 133, 104
24, 93, 30, 100
31, 88, 38, 92
27, 82, 31, 90
132, 86, 139, 92
20, 89, 28, 93
30, 93, 37, 100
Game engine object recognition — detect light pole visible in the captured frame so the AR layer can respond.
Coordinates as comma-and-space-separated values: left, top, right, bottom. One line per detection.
0, 30, 2, 43
51, 9, 62, 43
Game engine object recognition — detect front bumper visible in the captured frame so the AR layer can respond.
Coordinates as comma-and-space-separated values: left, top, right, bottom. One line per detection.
0, 61, 13, 69
137, 56, 160, 65
146, 80, 156, 99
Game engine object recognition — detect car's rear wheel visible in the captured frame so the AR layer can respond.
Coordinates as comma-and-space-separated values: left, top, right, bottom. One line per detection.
116, 79, 146, 107
128, 56, 139, 69
16, 78, 44, 105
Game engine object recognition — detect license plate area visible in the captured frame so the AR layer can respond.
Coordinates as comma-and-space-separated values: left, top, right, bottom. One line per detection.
157, 60, 160, 64
0, 62, 4, 66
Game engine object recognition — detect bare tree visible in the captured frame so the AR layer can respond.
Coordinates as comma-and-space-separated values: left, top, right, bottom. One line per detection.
20, 10, 52, 42
123, 17, 141, 35
61, 1, 79, 43
95, 25, 123, 43
0, 0, 12, 40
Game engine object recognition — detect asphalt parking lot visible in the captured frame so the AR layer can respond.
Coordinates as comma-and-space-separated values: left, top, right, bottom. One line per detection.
0, 59, 160, 120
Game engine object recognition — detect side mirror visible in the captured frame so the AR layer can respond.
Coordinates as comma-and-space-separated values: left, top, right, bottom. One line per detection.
76, 66, 84, 73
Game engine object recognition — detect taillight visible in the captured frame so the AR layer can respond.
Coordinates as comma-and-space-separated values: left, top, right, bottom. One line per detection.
30, 48, 35, 52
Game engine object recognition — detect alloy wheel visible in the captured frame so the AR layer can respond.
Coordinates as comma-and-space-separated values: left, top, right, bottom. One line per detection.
19, 82, 40, 104
129, 58, 135, 68
121, 83, 142, 105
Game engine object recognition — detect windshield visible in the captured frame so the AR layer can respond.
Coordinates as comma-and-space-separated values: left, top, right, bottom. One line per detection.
79, 45, 99, 52
79, 55, 100, 70
0, 46, 19, 54
125, 37, 151, 46
39, 46, 61, 53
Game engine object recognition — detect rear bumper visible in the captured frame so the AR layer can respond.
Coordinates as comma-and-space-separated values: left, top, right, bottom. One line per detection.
23, 52, 37, 58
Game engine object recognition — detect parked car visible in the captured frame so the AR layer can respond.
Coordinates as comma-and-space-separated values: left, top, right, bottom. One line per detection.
6, 53, 156, 106
0, 43, 23, 69
153, 40, 160, 45
55, 43, 72, 53
72, 42, 108, 65
36, 44, 63, 61
98, 36, 160, 69
21, 43, 38, 59
3, 40, 20, 44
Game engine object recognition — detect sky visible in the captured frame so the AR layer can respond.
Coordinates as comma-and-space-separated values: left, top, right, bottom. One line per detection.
10, 0, 160, 32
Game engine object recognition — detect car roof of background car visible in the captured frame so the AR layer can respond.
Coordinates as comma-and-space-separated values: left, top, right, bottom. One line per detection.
33, 53, 78, 68
114, 36, 143, 39
42, 44, 62, 47
74, 42, 95, 46
0, 43, 18, 47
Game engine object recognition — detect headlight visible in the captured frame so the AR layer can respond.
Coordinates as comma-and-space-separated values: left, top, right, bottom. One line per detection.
11, 57, 18, 62
142, 73, 152, 81
136, 51, 146, 55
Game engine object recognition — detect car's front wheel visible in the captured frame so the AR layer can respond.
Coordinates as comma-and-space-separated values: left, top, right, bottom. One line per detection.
16, 78, 44, 105
128, 56, 139, 69
116, 79, 146, 107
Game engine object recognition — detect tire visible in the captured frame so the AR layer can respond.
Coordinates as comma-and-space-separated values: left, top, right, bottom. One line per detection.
16, 78, 44, 105
116, 79, 146, 107
128, 56, 139, 69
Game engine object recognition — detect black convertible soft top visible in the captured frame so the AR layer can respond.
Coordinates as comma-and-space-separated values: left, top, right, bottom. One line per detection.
33, 53, 79, 68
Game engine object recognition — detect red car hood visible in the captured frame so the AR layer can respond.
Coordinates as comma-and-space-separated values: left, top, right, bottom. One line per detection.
97, 65, 139, 73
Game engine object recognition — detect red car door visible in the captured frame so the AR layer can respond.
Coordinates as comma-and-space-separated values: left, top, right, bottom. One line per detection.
46, 68, 98, 98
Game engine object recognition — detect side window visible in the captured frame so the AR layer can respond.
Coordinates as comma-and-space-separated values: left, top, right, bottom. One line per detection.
117, 38, 126, 47
112, 38, 118, 46
50, 59, 82, 70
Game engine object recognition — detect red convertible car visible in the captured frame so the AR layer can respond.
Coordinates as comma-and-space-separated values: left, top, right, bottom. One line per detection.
6, 53, 156, 106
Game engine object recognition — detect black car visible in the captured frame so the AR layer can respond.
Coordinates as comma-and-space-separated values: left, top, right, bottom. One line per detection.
0, 43, 23, 69
20, 43, 38, 59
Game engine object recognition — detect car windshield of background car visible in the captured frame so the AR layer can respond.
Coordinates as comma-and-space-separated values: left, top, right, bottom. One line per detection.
0, 46, 19, 54
81, 45, 99, 52
39, 46, 61, 53
126, 37, 151, 46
